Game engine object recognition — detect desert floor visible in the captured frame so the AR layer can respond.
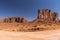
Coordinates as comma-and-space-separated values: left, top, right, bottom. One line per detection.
0, 29, 60, 40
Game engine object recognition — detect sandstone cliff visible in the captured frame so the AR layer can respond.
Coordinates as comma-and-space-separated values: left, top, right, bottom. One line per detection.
37, 9, 59, 23
0, 17, 28, 23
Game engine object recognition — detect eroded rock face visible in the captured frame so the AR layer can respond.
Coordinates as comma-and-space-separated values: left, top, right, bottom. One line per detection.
37, 9, 59, 23
0, 17, 28, 23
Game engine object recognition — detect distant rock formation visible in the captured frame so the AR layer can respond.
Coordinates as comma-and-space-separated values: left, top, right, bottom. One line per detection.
37, 9, 59, 23
0, 17, 28, 23
0, 9, 59, 24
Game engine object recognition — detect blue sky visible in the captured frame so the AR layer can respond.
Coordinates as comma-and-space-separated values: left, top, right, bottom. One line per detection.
0, 0, 60, 21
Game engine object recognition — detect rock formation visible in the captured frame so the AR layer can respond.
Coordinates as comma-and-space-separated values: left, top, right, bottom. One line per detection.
0, 9, 59, 24
0, 17, 28, 23
37, 9, 59, 23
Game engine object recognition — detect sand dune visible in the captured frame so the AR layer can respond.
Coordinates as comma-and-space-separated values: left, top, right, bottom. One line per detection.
0, 29, 60, 40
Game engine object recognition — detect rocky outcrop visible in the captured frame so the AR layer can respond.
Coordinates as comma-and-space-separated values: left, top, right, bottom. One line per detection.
37, 9, 59, 23
0, 9, 59, 24
0, 17, 28, 23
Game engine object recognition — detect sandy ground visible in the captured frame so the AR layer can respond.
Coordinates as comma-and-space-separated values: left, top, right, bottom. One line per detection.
0, 29, 60, 40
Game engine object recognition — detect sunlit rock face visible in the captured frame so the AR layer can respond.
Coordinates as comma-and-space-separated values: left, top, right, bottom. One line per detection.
37, 9, 59, 23
0, 17, 28, 23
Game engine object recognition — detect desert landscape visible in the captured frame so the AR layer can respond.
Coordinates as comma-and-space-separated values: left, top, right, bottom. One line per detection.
0, 29, 60, 40
0, 9, 60, 40
0, 9, 60, 31
0, 0, 60, 40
